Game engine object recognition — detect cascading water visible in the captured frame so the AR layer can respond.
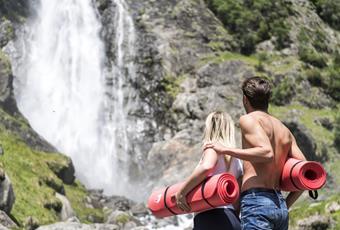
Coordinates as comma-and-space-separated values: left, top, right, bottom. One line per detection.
8, 0, 139, 198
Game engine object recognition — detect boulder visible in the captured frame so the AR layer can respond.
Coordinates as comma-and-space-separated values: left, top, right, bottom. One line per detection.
46, 158, 75, 185
314, 117, 333, 131
37, 223, 119, 230
297, 214, 332, 230
0, 173, 15, 214
106, 210, 141, 227
0, 210, 17, 228
0, 225, 8, 230
326, 201, 340, 214
55, 193, 76, 221
130, 203, 148, 217
24, 216, 39, 230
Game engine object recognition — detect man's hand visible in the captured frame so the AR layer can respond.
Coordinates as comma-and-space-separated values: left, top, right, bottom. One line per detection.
203, 142, 230, 154
175, 190, 191, 212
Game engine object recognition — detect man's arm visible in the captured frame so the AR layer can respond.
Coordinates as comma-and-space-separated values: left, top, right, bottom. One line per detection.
204, 115, 274, 163
285, 134, 307, 209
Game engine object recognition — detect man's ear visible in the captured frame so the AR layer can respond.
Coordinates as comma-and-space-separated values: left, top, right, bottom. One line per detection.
243, 95, 248, 105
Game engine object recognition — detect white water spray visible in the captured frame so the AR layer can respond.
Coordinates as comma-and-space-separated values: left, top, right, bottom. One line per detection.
10, 0, 138, 197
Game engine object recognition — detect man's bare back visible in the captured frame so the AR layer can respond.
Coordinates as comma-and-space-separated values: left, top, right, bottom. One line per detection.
240, 111, 292, 192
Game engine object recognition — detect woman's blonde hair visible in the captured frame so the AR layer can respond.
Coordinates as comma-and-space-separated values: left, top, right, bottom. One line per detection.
202, 111, 236, 170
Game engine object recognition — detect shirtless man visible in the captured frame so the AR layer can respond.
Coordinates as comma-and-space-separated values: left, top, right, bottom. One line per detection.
204, 76, 307, 230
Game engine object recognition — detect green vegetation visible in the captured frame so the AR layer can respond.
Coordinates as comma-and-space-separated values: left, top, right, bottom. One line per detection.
0, 49, 11, 75
269, 104, 336, 146
204, 0, 292, 54
310, 0, 340, 31
0, 115, 103, 226
289, 194, 340, 228
298, 46, 328, 68
304, 55, 340, 100
161, 74, 186, 98
271, 77, 296, 106
201, 51, 259, 66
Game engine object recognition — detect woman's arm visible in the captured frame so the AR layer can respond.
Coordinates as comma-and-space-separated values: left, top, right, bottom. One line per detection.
175, 148, 218, 212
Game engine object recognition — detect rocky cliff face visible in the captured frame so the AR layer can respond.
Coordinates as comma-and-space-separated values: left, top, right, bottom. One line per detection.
97, 0, 249, 193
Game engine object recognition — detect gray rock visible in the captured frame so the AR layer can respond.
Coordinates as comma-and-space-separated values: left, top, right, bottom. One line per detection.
102, 196, 136, 212
122, 221, 137, 230
297, 214, 332, 230
0, 173, 15, 214
55, 193, 76, 221
0, 146, 3, 155
106, 210, 141, 227
0, 224, 8, 230
24, 216, 39, 230
314, 118, 333, 131
0, 210, 17, 228
0, 169, 5, 182
37, 222, 119, 230
326, 201, 340, 214
66, 216, 80, 223
46, 158, 75, 185
130, 203, 148, 217
130, 227, 149, 230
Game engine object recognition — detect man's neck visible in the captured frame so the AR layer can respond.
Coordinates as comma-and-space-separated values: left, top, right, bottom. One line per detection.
246, 107, 268, 114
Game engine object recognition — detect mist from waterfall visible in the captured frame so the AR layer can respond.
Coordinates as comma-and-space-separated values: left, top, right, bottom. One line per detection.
9, 0, 139, 198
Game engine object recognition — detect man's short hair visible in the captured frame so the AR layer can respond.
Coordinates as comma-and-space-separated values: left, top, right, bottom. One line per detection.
242, 76, 272, 110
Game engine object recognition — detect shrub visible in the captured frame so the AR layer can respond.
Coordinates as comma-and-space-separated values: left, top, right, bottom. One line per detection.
324, 67, 340, 100
313, 29, 329, 53
204, 0, 292, 54
334, 51, 340, 68
298, 46, 328, 68
271, 77, 295, 105
306, 68, 323, 86
311, 0, 340, 31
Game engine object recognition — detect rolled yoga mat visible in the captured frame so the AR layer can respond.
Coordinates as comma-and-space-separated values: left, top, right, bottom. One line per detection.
280, 158, 326, 192
148, 173, 239, 218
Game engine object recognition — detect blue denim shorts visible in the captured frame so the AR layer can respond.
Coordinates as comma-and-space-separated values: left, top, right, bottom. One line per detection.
240, 188, 288, 230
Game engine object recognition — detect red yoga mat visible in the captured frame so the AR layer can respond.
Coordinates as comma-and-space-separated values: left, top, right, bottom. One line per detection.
147, 173, 239, 218
280, 158, 326, 192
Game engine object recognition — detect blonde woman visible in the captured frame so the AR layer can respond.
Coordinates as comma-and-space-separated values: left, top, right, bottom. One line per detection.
175, 111, 243, 230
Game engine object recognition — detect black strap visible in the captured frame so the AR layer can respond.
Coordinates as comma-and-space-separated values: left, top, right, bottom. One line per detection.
201, 177, 215, 208
289, 160, 303, 190
164, 186, 177, 215
309, 190, 318, 200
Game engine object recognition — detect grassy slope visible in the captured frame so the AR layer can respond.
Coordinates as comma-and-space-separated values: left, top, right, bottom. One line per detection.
0, 108, 103, 226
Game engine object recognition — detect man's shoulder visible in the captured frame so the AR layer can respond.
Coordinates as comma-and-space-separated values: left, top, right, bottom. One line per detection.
239, 114, 258, 128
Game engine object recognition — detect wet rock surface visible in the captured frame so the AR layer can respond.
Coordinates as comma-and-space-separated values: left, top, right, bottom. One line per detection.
0, 172, 15, 214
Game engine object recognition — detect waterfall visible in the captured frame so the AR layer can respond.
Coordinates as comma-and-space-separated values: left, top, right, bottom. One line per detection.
8, 0, 139, 198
